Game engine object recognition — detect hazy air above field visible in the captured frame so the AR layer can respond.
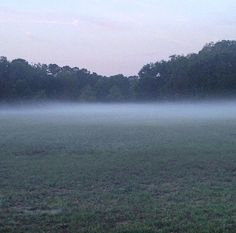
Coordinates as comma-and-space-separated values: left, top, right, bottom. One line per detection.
1, 102, 236, 123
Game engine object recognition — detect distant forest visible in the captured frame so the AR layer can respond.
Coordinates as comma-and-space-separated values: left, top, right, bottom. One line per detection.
0, 40, 236, 102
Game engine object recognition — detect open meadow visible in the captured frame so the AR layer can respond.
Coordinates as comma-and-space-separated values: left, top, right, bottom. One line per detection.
0, 103, 236, 233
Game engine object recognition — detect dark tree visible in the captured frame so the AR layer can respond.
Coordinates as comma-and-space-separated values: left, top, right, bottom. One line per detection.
0, 40, 235, 102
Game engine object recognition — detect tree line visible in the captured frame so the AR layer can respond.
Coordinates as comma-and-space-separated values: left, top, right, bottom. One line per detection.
0, 40, 236, 102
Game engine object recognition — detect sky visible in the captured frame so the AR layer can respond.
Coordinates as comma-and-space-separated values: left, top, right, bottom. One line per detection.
0, 0, 236, 76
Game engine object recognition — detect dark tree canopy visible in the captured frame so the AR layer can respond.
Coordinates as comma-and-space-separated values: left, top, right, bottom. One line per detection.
0, 40, 236, 102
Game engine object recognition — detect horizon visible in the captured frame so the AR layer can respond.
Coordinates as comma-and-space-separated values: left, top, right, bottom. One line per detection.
0, 0, 236, 76
2, 39, 233, 76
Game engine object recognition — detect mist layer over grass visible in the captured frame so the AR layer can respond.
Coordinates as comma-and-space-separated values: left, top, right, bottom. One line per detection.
1, 100, 236, 122
0, 101, 236, 233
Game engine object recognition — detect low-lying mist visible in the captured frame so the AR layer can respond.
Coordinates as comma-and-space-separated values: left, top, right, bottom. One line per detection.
0, 100, 236, 124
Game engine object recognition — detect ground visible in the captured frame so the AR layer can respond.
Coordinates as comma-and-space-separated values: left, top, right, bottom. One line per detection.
0, 106, 236, 233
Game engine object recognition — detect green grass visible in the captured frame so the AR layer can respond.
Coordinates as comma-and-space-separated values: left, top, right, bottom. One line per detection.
0, 110, 236, 232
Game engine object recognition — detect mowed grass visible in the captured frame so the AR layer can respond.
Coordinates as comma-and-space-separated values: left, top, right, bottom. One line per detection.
0, 106, 236, 233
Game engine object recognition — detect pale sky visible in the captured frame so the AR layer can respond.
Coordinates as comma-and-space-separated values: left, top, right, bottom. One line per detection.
0, 0, 235, 76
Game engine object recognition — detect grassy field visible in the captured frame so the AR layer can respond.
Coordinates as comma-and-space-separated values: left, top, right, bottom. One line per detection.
0, 104, 236, 233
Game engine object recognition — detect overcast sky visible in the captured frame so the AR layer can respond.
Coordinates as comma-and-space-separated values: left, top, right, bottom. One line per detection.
0, 0, 236, 76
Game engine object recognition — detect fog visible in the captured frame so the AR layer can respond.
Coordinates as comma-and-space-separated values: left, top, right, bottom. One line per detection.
0, 101, 236, 124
